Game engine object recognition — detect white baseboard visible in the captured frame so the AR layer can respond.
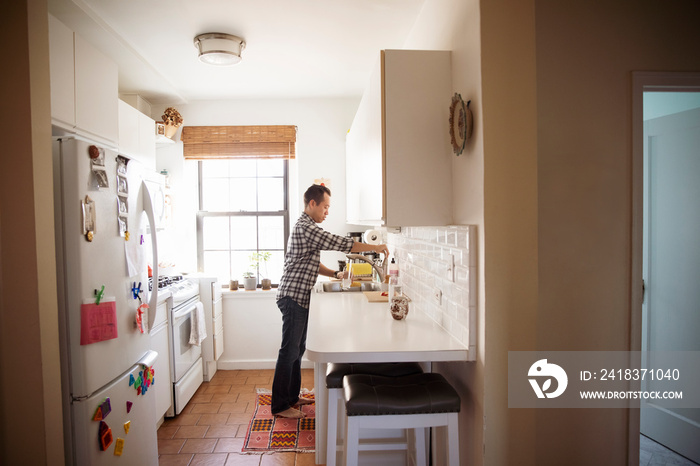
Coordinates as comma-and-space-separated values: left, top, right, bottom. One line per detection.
217, 359, 314, 371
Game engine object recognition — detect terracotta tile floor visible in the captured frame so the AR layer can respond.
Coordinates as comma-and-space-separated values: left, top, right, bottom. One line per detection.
157, 369, 320, 466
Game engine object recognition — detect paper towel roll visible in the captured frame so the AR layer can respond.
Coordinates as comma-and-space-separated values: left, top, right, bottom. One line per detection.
364, 229, 382, 244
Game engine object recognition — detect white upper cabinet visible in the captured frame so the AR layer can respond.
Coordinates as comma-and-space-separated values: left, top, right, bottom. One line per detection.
118, 100, 140, 155
49, 14, 118, 146
138, 112, 156, 165
48, 14, 75, 130
118, 100, 156, 169
346, 50, 453, 227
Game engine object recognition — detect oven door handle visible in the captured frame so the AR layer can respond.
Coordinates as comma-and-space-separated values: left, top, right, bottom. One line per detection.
173, 301, 199, 321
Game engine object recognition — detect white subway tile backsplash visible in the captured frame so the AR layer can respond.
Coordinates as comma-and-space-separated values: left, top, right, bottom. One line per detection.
388, 225, 477, 353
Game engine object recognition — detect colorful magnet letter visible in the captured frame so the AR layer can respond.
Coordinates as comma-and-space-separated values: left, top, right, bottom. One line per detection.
124, 420, 130, 434
98, 421, 113, 451
126, 401, 133, 413
125, 231, 130, 241
92, 406, 103, 421
99, 398, 112, 419
129, 374, 135, 386
113, 438, 124, 456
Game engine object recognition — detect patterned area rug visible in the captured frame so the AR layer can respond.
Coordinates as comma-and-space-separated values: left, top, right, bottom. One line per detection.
242, 389, 315, 452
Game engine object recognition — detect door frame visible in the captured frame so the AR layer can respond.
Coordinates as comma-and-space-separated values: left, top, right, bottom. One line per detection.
630, 71, 700, 465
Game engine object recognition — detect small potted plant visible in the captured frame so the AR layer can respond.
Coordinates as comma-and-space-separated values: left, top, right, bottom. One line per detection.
250, 252, 273, 290
242, 270, 257, 291
161, 107, 183, 139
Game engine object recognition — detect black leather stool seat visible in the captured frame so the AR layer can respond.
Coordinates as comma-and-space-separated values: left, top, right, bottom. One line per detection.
343, 373, 461, 416
325, 362, 423, 389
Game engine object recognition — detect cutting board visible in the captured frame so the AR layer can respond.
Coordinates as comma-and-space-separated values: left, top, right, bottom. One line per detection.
364, 291, 389, 302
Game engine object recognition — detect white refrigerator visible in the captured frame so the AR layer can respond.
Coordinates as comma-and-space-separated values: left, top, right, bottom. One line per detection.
53, 136, 160, 465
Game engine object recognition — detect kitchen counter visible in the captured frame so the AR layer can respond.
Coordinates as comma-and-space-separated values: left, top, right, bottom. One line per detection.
306, 291, 469, 363
306, 290, 469, 464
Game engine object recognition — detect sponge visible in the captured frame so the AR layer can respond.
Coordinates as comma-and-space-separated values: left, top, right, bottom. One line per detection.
350, 263, 373, 277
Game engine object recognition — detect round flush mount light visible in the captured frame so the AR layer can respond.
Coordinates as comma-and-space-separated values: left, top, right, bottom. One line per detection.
194, 33, 245, 66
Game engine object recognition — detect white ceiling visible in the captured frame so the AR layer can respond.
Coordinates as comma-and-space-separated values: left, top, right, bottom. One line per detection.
47, 0, 426, 106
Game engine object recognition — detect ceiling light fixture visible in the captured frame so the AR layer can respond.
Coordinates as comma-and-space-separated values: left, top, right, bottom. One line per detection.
194, 33, 245, 66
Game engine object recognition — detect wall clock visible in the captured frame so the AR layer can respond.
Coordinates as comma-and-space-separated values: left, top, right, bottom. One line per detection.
449, 93, 473, 156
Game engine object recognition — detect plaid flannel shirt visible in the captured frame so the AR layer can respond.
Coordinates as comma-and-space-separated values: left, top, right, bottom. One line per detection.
276, 212, 354, 309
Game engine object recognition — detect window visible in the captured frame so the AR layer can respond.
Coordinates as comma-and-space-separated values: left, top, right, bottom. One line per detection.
196, 158, 289, 286
183, 125, 296, 287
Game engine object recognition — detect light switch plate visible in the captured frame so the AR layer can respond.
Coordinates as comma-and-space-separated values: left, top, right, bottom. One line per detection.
447, 253, 455, 283
433, 288, 442, 306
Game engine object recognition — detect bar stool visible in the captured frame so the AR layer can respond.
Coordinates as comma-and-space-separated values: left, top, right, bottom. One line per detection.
325, 362, 423, 466
342, 372, 461, 466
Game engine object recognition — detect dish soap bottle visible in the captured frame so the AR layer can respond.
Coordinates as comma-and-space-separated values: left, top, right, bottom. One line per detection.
388, 258, 401, 300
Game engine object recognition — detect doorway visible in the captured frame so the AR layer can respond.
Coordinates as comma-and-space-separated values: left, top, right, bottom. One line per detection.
632, 73, 700, 465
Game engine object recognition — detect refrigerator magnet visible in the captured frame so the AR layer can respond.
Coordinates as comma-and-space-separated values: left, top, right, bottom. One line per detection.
123, 420, 130, 434
117, 175, 128, 197
113, 437, 124, 456
117, 196, 128, 216
126, 401, 133, 413
118, 216, 128, 238
116, 155, 129, 176
90, 147, 109, 189
81, 196, 96, 240
92, 397, 111, 421
98, 421, 113, 451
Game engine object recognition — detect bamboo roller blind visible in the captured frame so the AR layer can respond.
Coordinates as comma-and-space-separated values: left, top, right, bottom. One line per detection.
181, 125, 296, 159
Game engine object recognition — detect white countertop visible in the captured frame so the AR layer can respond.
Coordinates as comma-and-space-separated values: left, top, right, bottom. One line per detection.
306, 291, 469, 363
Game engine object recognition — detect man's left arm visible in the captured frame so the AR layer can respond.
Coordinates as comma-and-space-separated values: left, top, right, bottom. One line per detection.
318, 263, 341, 279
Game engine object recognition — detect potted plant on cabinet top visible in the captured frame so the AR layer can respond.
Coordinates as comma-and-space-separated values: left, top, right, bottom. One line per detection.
161, 107, 183, 139
250, 252, 272, 290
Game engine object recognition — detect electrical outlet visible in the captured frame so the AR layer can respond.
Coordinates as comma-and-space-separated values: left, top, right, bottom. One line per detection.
433, 288, 442, 306
447, 253, 455, 283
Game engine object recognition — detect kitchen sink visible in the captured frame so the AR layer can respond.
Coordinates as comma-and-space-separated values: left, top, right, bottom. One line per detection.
322, 282, 383, 293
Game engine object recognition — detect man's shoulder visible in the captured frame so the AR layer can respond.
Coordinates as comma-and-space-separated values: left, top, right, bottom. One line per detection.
294, 213, 317, 230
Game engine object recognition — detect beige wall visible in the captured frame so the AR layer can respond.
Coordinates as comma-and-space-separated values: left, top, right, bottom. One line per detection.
0, 0, 63, 463
410, 0, 700, 465
535, 1, 700, 464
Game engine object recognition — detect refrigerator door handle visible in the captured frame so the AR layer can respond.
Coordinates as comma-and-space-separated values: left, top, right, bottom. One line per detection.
138, 349, 159, 368
141, 180, 159, 332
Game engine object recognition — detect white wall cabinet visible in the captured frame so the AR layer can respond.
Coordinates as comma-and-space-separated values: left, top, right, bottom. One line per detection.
346, 50, 453, 227
48, 14, 118, 146
48, 14, 75, 130
118, 100, 156, 169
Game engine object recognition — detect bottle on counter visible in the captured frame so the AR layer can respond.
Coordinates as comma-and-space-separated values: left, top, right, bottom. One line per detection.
388, 258, 401, 300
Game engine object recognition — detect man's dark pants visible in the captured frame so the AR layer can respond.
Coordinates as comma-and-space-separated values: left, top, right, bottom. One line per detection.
271, 296, 309, 414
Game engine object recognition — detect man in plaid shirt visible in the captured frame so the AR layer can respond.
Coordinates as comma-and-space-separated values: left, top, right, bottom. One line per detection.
272, 184, 388, 418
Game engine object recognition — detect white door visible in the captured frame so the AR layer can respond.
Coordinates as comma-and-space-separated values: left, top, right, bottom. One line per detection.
642, 104, 700, 463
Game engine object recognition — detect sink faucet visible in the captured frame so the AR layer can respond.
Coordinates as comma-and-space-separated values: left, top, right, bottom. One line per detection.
345, 253, 388, 283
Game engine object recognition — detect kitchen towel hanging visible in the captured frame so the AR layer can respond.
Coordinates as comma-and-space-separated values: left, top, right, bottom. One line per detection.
189, 302, 207, 346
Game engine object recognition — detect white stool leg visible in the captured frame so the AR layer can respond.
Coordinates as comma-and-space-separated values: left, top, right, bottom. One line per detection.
414, 427, 427, 466
344, 416, 360, 466
326, 388, 340, 466
447, 413, 460, 466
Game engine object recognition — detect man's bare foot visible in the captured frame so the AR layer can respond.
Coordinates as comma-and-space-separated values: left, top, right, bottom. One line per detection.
295, 398, 314, 406
275, 407, 305, 419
